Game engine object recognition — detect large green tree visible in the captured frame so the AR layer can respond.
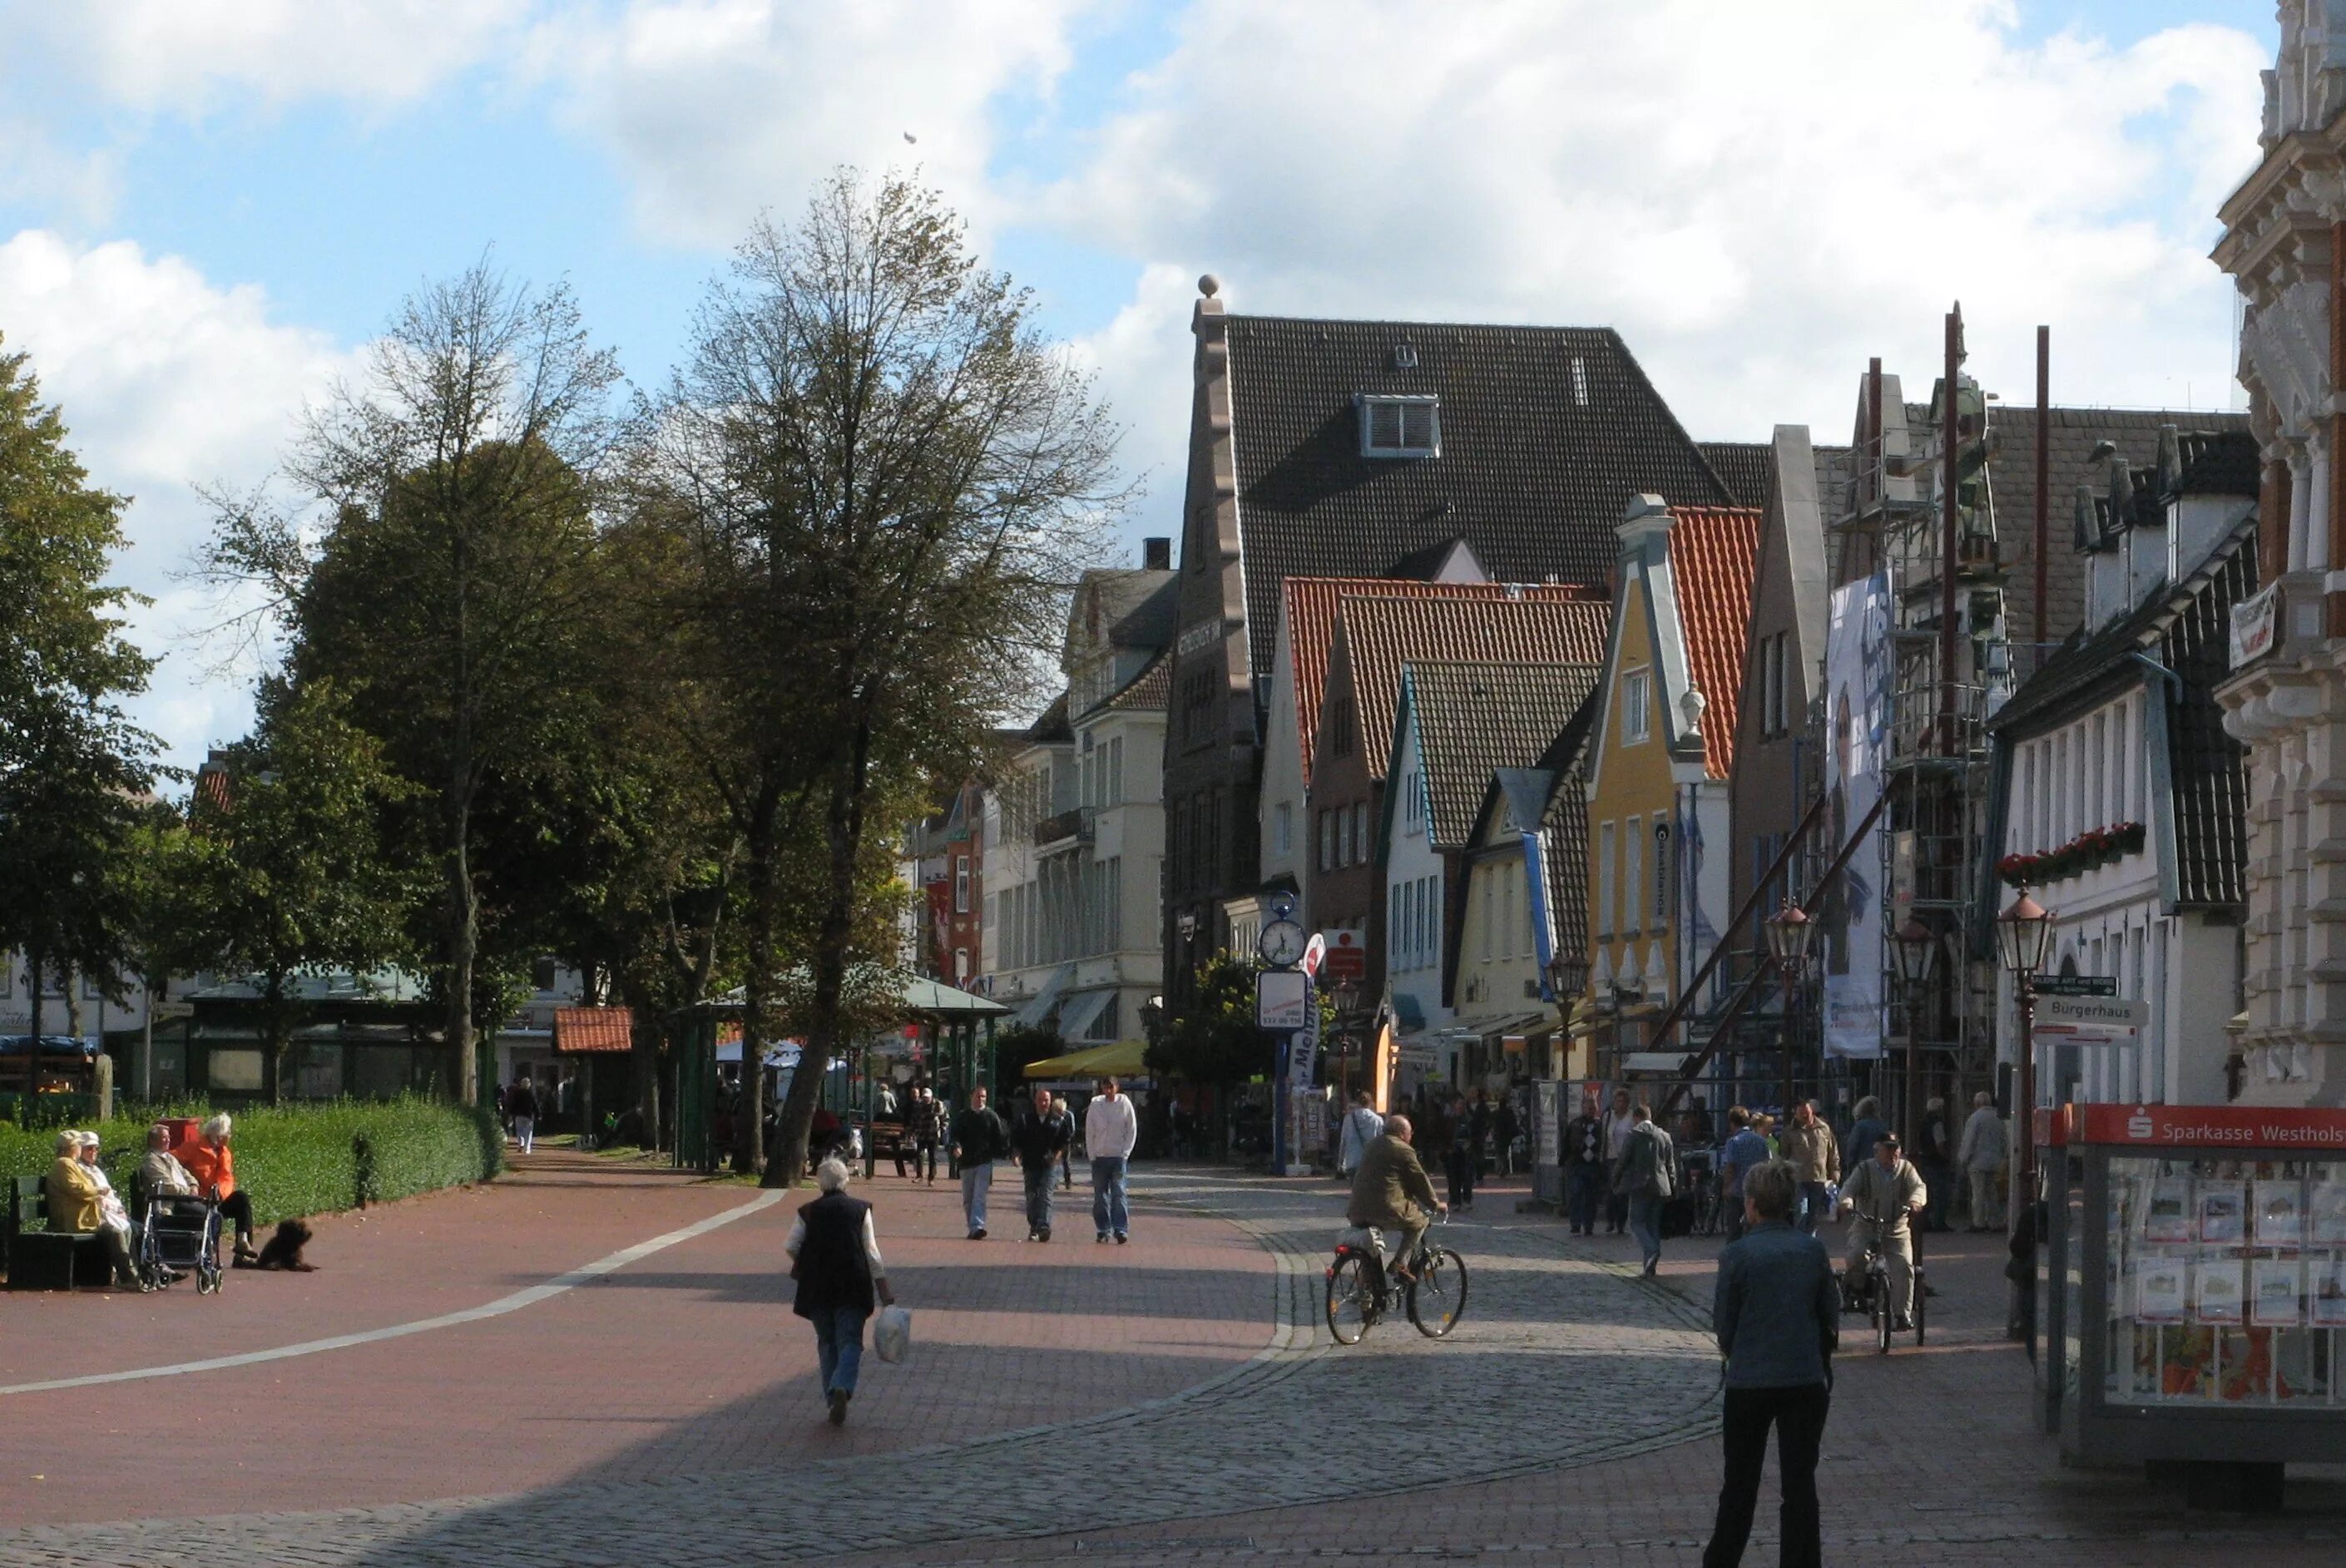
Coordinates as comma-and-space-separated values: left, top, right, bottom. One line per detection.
203, 267, 620, 1103
641, 171, 1124, 1183
0, 336, 160, 1081
152, 678, 423, 1100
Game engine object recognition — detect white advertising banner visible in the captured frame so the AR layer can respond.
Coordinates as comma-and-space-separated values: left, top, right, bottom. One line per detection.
1821, 571, 1891, 1060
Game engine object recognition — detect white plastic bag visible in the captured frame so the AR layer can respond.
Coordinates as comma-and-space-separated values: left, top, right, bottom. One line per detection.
874, 1303, 911, 1364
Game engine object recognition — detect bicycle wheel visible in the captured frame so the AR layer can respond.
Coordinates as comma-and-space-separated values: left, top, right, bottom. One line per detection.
1407, 1247, 1469, 1338
1872, 1271, 1892, 1354
1325, 1253, 1373, 1344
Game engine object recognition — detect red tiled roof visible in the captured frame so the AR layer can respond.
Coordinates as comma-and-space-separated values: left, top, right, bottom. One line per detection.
1332, 594, 1611, 783
1665, 506, 1761, 779
552, 1007, 634, 1054
1284, 577, 1602, 786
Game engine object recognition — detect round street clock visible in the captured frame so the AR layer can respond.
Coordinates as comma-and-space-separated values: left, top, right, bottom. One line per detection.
1257, 918, 1308, 969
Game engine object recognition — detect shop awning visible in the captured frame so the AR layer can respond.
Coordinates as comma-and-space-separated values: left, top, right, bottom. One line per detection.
1008, 965, 1073, 1030
1054, 987, 1113, 1042
1021, 1040, 1148, 1079
1392, 992, 1427, 1031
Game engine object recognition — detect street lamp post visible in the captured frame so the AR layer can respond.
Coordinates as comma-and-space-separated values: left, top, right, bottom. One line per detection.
1765, 903, 1814, 1117
1331, 975, 1362, 1104
1892, 918, 1939, 1155
1996, 889, 2056, 1209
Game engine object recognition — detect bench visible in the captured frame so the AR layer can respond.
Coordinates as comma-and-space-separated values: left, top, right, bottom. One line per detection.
2, 1175, 111, 1290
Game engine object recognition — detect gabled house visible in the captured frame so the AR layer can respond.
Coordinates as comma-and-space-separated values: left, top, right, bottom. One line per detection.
1309, 593, 1608, 1002
1260, 575, 1598, 908
1161, 279, 1756, 1007
1581, 497, 1760, 1076
1987, 428, 2259, 1107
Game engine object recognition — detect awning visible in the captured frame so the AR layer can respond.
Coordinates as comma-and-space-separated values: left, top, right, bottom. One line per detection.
1055, 987, 1113, 1042
1623, 1051, 1695, 1073
1392, 992, 1427, 1031
1022, 1040, 1147, 1079
1009, 965, 1073, 1030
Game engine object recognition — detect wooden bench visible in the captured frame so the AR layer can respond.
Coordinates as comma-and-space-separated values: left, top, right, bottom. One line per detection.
2, 1174, 111, 1290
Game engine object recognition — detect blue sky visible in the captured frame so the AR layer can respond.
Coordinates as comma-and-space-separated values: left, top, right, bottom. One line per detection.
0, 1, 2281, 766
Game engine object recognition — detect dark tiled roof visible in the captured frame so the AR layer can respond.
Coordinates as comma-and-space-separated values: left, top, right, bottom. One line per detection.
1698, 441, 1774, 509
1406, 661, 1600, 849
1025, 690, 1072, 745
1335, 594, 1611, 783
1101, 649, 1170, 714
1105, 571, 1180, 650
1665, 505, 1763, 779
1989, 517, 2257, 909
1224, 314, 1736, 681
1282, 576, 1603, 786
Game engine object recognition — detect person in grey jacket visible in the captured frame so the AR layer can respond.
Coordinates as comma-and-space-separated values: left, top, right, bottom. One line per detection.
1704, 1160, 1838, 1568
1956, 1091, 2007, 1231
1612, 1104, 1675, 1277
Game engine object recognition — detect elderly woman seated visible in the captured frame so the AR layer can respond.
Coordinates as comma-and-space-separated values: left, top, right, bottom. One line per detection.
178, 1114, 258, 1264
45, 1131, 137, 1288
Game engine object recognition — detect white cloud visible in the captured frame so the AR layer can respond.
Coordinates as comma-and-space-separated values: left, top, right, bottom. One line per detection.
16, 0, 535, 115
530, 0, 1096, 248
1047, 0, 2267, 500
0, 231, 358, 771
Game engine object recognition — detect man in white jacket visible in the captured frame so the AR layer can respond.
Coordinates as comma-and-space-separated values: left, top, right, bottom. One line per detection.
1085, 1076, 1141, 1244
1956, 1091, 2008, 1231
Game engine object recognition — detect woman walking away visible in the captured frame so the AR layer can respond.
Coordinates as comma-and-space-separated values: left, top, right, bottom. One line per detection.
1704, 1160, 1838, 1568
786, 1158, 895, 1427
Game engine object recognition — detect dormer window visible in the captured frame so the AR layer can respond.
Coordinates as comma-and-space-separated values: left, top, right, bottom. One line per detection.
1357, 394, 1440, 458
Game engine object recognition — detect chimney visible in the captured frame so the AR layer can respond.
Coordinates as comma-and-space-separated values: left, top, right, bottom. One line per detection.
1143, 536, 1171, 571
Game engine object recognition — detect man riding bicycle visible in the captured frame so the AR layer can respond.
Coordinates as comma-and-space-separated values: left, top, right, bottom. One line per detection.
1347, 1114, 1446, 1280
1838, 1131, 1928, 1330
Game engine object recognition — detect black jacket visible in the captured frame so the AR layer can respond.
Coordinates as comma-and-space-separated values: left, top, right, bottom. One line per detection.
949, 1105, 1010, 1164
1012, 1109, 1074, 1168
791, 1191, 875, 1319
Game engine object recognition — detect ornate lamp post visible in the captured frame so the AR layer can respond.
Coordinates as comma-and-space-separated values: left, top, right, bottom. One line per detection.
1892, 918, 1939, 1155
1996, 890, 2056, 1204
1331, 975, 1363, 1103
1765, 903, 1814, 1116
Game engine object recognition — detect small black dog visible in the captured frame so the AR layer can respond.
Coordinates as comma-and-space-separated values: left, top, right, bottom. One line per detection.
235, 1219, 317, 1272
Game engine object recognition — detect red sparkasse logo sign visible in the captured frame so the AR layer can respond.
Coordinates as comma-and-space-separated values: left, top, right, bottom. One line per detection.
2073, 1102, 2346, 1150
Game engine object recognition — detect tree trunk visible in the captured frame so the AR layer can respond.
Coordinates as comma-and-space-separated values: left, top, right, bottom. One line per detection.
770, 751, 868, 1190
443, 765, 479, 1106
735, 815, 776, 1175
265, 971, 290, 1107
25, 944, 43, 1097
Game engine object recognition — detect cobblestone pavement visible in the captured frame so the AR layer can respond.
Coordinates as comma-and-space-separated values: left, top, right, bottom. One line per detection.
0, 1168, 1719, 1566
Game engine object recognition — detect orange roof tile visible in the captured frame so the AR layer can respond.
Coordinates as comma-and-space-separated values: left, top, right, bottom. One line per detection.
1665, 506, 1761, 779
1284, 576, 1601, 786
552, 1007, 634, 1054
1331, 594, 1611, 783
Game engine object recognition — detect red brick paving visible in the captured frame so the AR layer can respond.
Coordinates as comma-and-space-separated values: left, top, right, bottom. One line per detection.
0, 1150, 1273, 1526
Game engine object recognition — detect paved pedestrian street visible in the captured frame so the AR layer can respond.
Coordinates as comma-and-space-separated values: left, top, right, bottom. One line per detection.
4, 1157, 2344, 1566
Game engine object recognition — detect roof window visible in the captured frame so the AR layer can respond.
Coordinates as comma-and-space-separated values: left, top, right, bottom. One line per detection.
1357, 393, 1440, 459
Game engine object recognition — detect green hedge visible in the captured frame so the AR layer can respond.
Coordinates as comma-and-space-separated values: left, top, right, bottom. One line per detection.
0, 1097, 502, 1227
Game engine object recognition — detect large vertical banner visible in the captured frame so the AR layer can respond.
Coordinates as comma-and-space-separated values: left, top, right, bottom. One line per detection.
1822, 572, 1891, 1060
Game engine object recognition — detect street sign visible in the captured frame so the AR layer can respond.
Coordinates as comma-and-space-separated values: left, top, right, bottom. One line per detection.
2032, 974, 2117, 997
1255, 968, 1312, 1031
2034, 994, 2147, 1045
1321, 927, 1368, 981
1300, 931, 1327, 979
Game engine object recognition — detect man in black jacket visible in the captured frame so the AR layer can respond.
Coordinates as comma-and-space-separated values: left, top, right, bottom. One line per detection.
1012, 1088, 1076, 1241
949, 1086, 1011, 1239
786, 1157, 895, 1427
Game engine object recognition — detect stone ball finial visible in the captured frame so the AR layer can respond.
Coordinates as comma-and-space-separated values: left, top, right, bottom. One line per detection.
1198, 274, 1221, 298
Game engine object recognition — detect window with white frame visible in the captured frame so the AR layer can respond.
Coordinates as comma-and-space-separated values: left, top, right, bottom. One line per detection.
1482, 876, 1495, 961
1274, 802, 1292, 858
1598, 821, 1616, 938
1390, 882, 1407, 968
1356, 394, 1441, 458
1501, 873, 1516, 959
954, 855, 970, 914
1625, 816, 1644, 934
1621, 669, 1651, 744
1354, 801, 1370, 864
1403, 770, 1422, 833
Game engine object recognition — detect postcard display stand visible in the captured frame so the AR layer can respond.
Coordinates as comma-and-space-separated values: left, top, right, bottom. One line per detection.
2036, 1103, 2346, 1470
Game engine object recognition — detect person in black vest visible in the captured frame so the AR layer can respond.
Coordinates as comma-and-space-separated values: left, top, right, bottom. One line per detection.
786, 1157, 896, 1427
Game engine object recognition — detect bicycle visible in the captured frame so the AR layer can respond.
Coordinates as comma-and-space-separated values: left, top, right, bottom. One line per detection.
1324, 1218, 1469, 1343
1840, 1209, 1927, 1353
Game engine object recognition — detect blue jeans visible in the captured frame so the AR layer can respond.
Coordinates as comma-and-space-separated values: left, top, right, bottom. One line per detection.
1629, 1191, 1664, 1269
961, 1162, 993, 1232
1796, 1180, 1831, 1235
1091, 1155, 1130, 1237
1024, 1167, 1055, 1234
811, 1304, 869, 1397
1566, 1165, 1603, 1232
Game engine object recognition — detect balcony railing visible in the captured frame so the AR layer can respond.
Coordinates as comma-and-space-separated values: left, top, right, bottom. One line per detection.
1033, 806, 1095, 848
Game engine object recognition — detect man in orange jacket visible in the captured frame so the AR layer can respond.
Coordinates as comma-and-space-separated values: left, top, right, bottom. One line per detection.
179, 1114, 258, 1263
